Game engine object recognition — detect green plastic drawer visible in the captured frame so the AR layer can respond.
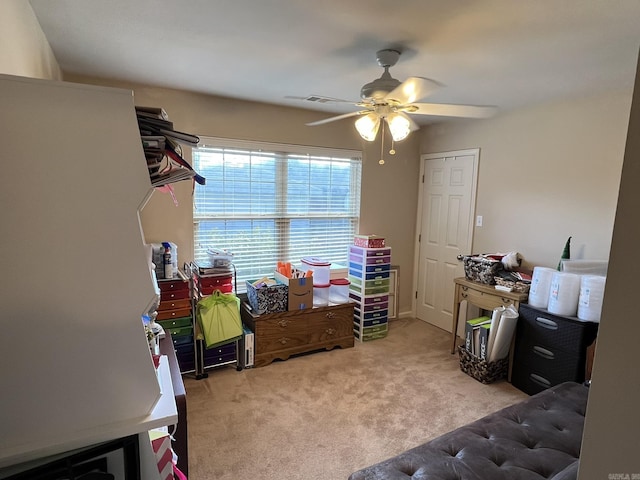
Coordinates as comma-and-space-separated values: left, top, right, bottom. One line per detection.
167, 325, 193, 338
158, 316, 192, 329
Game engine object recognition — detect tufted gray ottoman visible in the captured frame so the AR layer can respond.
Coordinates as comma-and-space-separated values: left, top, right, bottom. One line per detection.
348, 382, 588, 480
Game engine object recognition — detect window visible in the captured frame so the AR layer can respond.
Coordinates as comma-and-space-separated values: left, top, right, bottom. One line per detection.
192, 138, 362, 290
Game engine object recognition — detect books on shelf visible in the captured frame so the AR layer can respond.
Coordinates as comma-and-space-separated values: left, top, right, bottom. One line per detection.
135, 106, 205, 187
159, 128, 199, 147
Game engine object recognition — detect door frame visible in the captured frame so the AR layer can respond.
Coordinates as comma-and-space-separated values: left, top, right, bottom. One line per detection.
411, 148, 480, 322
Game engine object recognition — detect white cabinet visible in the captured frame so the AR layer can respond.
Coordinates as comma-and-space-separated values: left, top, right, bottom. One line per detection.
0, 74, 175, 469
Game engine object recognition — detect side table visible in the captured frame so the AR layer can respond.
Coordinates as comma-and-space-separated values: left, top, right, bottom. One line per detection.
451, 277, 528, 354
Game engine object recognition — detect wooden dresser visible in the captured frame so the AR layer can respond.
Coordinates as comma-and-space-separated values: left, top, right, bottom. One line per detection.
240, 302, 355, 367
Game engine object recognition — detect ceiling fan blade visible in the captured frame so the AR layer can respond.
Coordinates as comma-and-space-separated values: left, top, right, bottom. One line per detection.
306, 110, 367, 126
396, 111, 420, 132
406, 103, 497, 118
285, 95, 355, 104
384, 77, 442, 104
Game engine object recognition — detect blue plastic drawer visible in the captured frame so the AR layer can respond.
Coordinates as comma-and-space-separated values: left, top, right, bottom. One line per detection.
349, 262, 391, 274
348, 268, 390, 281
354, 308, 389, 321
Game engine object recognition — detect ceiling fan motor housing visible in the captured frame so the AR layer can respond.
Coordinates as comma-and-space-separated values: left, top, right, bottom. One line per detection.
360, 49, 402, 100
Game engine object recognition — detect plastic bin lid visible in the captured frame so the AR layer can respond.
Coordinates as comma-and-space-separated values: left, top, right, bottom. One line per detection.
301, 256, 331, 266
330, 278, 351, 285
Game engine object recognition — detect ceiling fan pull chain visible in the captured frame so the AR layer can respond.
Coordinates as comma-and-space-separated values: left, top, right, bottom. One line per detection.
379, 121, 385, 165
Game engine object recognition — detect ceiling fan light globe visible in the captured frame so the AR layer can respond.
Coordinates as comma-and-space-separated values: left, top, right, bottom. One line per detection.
387, 113, 411, 141
355, 113, 380, 141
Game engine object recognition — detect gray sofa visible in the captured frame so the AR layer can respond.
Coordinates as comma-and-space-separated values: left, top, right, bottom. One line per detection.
348, 382, 588, 480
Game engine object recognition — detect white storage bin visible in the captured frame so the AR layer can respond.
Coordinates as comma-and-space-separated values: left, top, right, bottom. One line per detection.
313, 284, 330, 307
301, 257, 331, 286
329, 278, 350, 304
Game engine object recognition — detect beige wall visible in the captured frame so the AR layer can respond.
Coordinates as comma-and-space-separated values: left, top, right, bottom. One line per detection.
0, 0, 61, 80
578, 53, 640, 479
65, 74, 422, 316
419, 90, 632, 269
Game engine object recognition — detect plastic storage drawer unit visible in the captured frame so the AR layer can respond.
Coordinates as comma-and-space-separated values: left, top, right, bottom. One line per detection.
512, 304, 598, 395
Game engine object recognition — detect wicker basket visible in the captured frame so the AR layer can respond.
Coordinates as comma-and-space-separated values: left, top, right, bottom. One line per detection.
494, 276, 530, 293
458, 346, 508, 384
458, 255, 502, 284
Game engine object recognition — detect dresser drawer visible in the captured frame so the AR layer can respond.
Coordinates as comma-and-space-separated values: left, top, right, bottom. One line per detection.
172, 333, 194, 347
513, 338, 587, 382
511, 358, 587, 396
160, 288, 191, 301
354, 307, 388, 321
353, 316, 388, 329
157, 308, 193, 321
459, 285, 518, 311
348, 264, 391, 280
158, 279, 190, 293
203, 342, 237, 363
349, 276, 391, 290
309, 310, 354, 341
349, 262, 391, 274
348, 245, 392, 258
203, 351, 237, 366
357, 301, 389, 313
175, 346, 195, 373
255, 315, 309, 353
158, 316, 192, 330
203, 341, 236, 356
518, 304, 598, 352
158, 298, 191, 312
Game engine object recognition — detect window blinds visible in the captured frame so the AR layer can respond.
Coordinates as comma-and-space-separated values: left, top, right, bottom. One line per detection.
192, 138, 362, 288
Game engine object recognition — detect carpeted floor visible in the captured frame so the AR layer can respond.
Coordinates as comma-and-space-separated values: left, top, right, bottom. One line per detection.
183, 317, 527, 480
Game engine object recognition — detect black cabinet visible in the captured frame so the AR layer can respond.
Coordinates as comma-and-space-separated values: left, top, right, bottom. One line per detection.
512, 304, 598, 395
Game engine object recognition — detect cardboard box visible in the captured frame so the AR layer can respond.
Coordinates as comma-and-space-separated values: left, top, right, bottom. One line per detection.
245, 279, 287, 315
275, 270, 313, 311
464, 316, 490, 354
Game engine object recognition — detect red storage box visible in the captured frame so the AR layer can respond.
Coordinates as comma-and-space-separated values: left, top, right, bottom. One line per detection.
354, 235, 385, 248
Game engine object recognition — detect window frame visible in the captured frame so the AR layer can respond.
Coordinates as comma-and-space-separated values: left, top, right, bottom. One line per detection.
191, 137, 362, 290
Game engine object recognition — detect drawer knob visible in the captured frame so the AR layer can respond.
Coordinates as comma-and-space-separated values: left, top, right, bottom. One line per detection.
461, 292, 468, 299
278, 319, 290, 328
278, 337, 289, 345
326, 312, 336, 319
325, 328, 336, 335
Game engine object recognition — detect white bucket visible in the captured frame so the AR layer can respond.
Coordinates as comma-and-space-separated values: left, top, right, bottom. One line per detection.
301, 257, 331, 286
313, 284, 330, 307
528, 266, 555, 309
547, 272, 581, 317
329, 278, 350, 304
578, 275, 606, 322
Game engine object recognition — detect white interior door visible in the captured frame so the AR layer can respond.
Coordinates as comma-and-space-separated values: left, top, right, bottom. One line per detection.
414, 150, 479, 331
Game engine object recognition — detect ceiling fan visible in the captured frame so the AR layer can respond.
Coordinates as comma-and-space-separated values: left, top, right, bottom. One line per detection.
302, 49, 497, 143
